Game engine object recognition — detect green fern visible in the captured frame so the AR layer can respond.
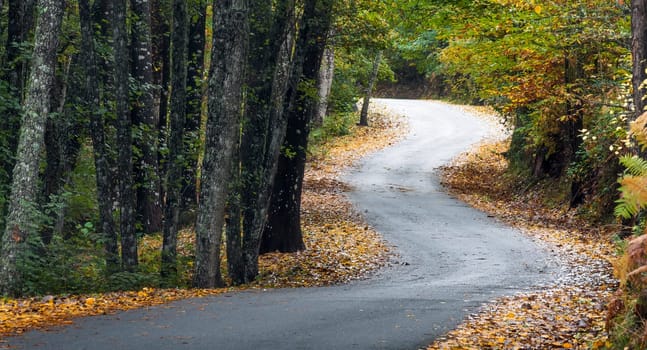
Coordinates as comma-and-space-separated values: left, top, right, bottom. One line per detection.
619, 155, 647, 176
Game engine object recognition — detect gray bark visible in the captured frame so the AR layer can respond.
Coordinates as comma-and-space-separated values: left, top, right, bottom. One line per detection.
314, 38, 335, 127
260, 0, 334, 261
226, 0, 295, 283
162, 0, 188, 284
633, 0, 647, 118
0, 0, 65, 297
79, 0, 120, 274
359, 51, 382, 127
113, 0, 138, 271
131, 0, 163, 234
181, 0, 207, 213
193, 0, 248, 288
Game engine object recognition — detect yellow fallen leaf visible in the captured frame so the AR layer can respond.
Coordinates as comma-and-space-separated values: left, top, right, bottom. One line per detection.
562, 342, 573, 349
534, 5, 542, 15
85, 298, 95, 306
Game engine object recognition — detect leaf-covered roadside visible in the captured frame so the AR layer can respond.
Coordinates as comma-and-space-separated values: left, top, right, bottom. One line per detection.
0, 106, 406, 343
429, 135, 618, 349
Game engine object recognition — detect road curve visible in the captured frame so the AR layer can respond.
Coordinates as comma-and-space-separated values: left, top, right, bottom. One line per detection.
6, 99, 556, 350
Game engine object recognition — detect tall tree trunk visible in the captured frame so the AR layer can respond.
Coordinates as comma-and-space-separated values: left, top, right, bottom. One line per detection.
79, 0, 120, 274
633, 0, 647, 119
181, 0, 207, 213
42, 57, 81, 243
113, 0, 138, 271
193, 0, 248, 289
5, 0, 36, 98
314, 37, 335, 127
0, 0, 64, 297
234, 0, 296, 283
131, 0, 163, 234
259, 0, 334, 258
359, 51, 382, 127
161, 0, 188, 284
151, 0, 171, 146
0, 0, 36, 208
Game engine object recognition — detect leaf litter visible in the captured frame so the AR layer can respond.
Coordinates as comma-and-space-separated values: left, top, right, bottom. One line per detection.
0, 104, 407, 345
428, 106, 618, 349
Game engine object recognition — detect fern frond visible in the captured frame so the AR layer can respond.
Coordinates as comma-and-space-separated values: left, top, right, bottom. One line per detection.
619, 155, 647, 176
615, 175, 647, 218
630, 112, 647, 150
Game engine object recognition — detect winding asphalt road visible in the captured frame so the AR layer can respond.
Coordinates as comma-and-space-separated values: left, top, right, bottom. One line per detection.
6, 99, 556, 349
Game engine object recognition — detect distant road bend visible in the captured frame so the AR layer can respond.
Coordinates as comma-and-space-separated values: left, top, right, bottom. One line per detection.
7, 99, 555, 350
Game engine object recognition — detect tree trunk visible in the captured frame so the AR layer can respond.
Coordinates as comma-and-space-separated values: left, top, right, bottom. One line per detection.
633, 0, 647, 119
0, 0, 64, 297
161, 0, 188, 284
1, 0, 36, 205
235, 0, 296, 282
259, 0, 334, 258
131, 0, 163, 234
79, 0, 120, 275
359, 51, 382, 127
113, 0, 138, 271
314, 38, 335, 127
151, 0, 171, 144
193, 0, 248, 289
181, 0, 207, 214
42, 57, 81, 244
5, 0, 36, 99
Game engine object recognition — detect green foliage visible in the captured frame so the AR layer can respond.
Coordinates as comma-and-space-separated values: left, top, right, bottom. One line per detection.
19, 221, 104, 295
308, 111, 355, 158
615, 122, 647, 220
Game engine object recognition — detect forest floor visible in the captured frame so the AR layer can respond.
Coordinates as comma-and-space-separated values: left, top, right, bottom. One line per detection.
427, 106, 618, 349
0, 106, 407, 343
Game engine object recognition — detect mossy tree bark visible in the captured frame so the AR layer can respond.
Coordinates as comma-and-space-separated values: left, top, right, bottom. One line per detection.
79, 0, 120, 275
193, 0, 248, 288
0, 0, 65, 297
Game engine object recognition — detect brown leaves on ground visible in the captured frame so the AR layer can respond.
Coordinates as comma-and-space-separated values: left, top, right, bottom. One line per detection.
429, 138, 618, 349
0, 106, 406, 343
0, 288, 227, 340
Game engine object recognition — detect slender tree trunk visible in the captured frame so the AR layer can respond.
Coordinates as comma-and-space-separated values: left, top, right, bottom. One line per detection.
181, 0, 207, 213
161, 0, 188, 284
314, 37, 335, 127
0, 0, 64, 297
259, 0, 334, 259
42, 57, 81, 243
633, 0, 647, 119
113, 0, 138, 271
151, 0, 171, 142
79, 0, 120, 274
359, 51, 382, 127
0, 0, 36, 204
5, 0, 36, 98
193, 0, 248, 289
131, 0, 163, 234
235, 0, 296, 282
